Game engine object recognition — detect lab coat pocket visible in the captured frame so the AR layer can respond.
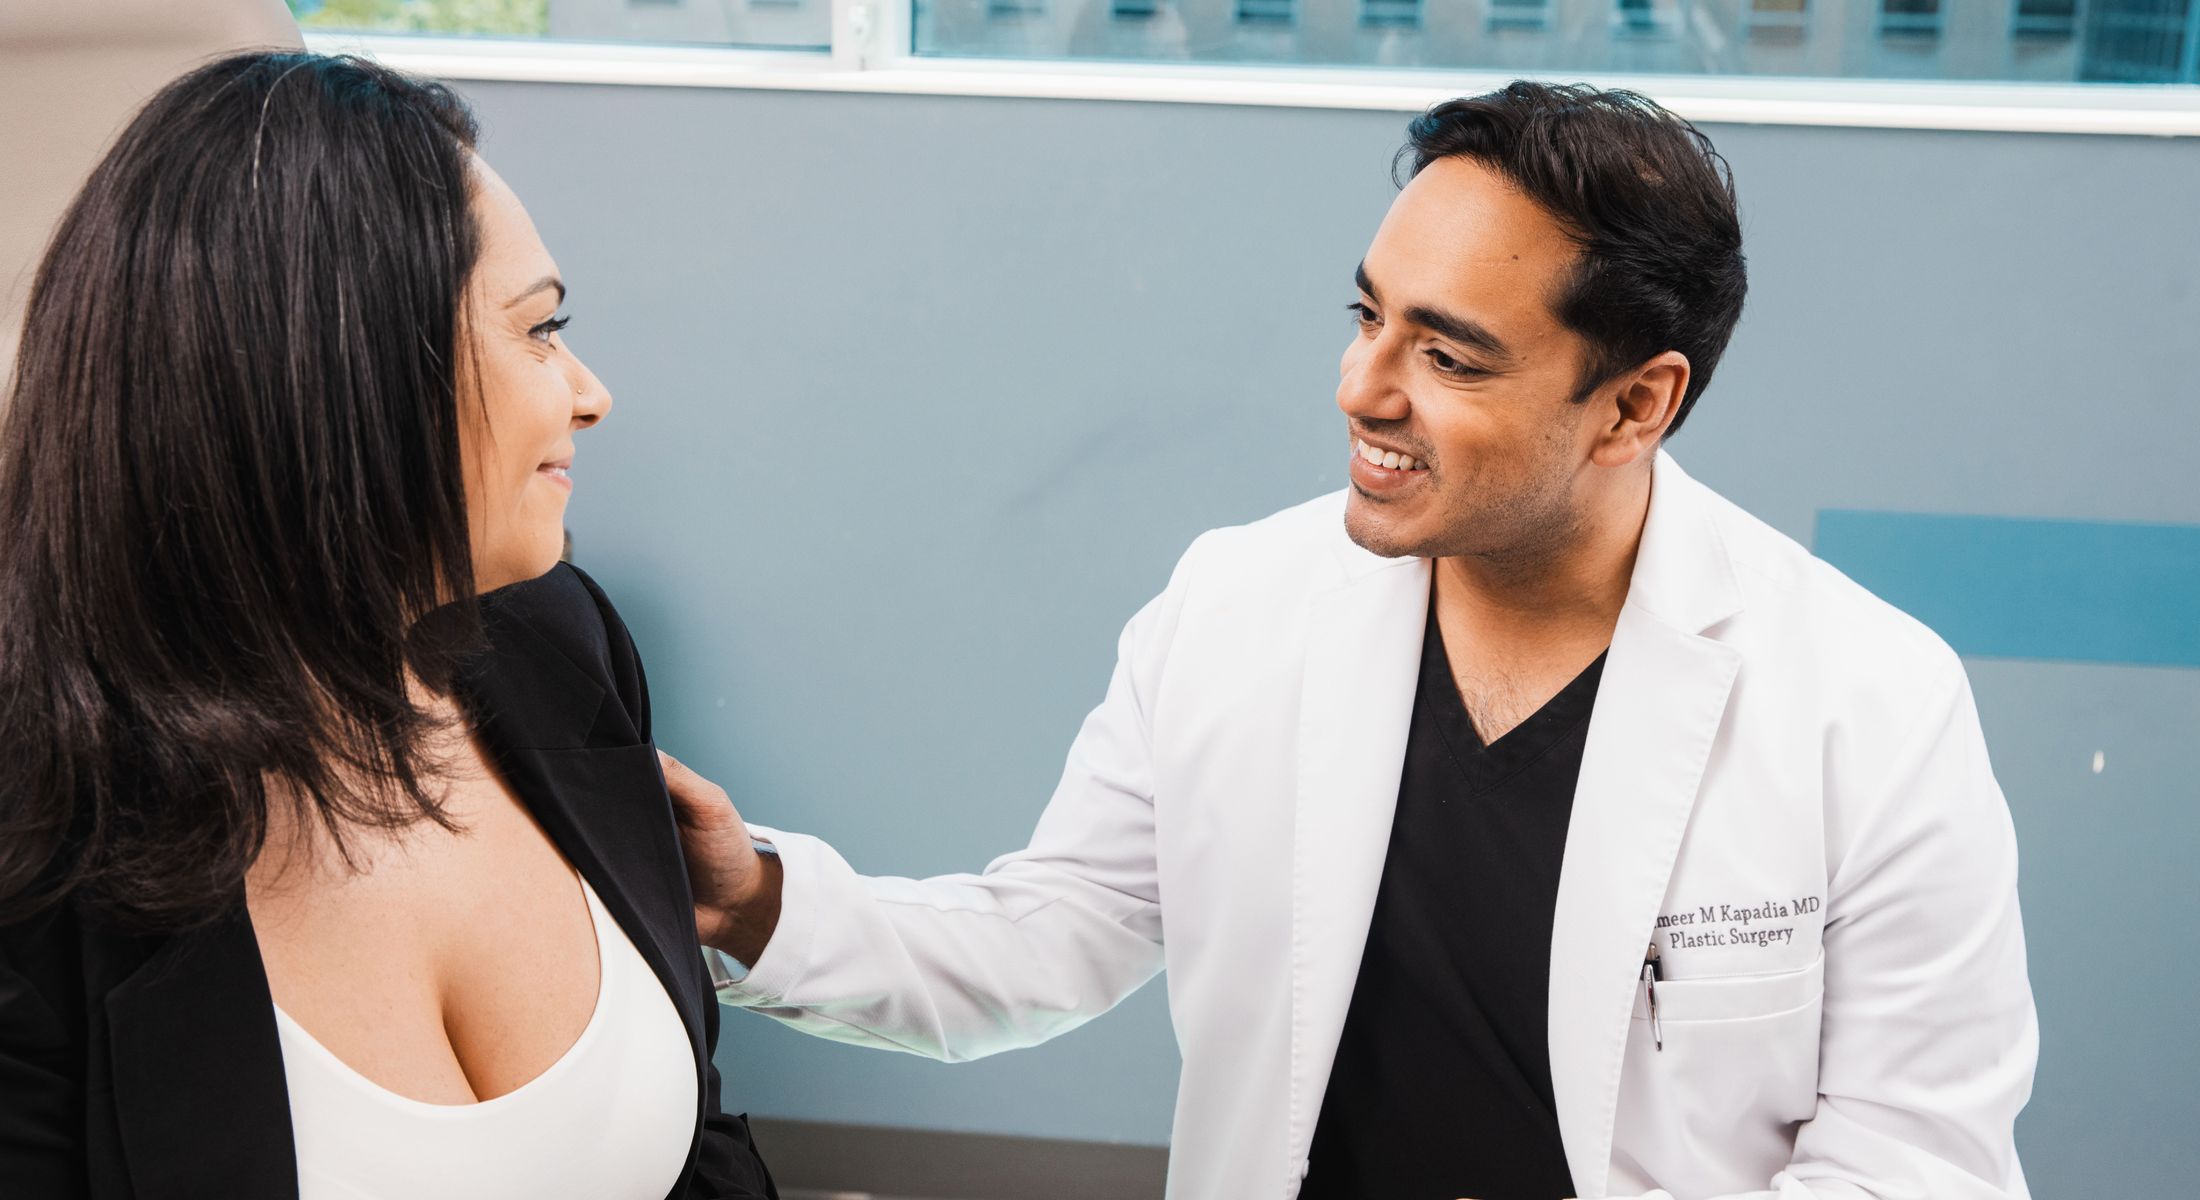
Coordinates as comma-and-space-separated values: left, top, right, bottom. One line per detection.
1608, 953, 1825, 1197
1636, 951, 1824, 1023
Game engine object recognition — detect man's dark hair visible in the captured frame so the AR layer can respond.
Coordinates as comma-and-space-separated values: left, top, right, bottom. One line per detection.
1400, 81, 1746, 436
0, 52, 485, 930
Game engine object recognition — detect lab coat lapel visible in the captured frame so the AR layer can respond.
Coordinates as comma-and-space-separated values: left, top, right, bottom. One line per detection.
1286, 552, 1430, 1177
1548, 453, 1743, 1197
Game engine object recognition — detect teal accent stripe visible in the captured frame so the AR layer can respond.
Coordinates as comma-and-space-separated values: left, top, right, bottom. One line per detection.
1812, 511, 2200, 669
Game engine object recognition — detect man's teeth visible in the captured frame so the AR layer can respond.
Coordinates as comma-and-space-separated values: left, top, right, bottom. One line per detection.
1356, 439, 1424, 472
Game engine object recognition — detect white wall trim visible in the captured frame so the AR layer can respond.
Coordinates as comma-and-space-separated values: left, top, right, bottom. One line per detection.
301, 31, 2200, 137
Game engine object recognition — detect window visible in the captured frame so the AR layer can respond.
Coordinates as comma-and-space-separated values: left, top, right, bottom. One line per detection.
1485, 0, 1552, 31
1749, 0, 1810, 38
1613, 0, 1679, 38
1362, 0, 1421, 28
290, 0, 548, 36
288, 0, 829, 50
2080, 0, 2200, 80
290, 0, 2200, 90
1879, 0, 1945, 38
2013, 0, 2079, 37
1235, 0, 1296, 24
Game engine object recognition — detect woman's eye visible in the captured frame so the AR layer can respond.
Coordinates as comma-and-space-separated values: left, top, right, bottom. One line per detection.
530, 314, 571, 342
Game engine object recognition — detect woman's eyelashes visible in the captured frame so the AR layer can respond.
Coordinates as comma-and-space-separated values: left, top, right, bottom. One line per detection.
528, 314, 571, 343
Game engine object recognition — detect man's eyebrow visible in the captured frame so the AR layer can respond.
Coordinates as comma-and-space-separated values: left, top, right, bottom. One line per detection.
1401, 303, 1513, 363
505, 275, 565, 308
1357, 261, 1513, 363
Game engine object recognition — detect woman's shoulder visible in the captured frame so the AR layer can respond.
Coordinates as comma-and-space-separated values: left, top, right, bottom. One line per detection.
482, 562, 623, 662
472, 563, 652, 746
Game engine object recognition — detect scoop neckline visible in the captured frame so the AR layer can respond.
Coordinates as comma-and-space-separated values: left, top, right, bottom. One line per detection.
270, 874, 611, 1116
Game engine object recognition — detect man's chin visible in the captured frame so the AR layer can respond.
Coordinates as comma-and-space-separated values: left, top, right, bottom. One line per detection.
1342, 494, 1423, 561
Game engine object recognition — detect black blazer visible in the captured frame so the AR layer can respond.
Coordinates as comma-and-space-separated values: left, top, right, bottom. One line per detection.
0, 564, 777, 1199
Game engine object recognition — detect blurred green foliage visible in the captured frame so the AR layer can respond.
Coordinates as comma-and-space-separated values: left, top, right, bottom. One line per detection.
286, 0, 550, 37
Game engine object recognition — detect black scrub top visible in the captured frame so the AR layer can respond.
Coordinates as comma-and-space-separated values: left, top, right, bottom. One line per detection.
1299, 605, 1605, 1200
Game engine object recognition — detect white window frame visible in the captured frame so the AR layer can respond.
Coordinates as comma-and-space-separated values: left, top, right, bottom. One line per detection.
299, 7, 2200, 138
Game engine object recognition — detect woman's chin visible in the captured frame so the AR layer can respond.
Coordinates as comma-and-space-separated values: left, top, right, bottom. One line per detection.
473, 539, 570, 594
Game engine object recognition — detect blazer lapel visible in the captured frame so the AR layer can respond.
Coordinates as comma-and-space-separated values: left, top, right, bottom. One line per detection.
497, 742, 710, 1069
1547, 454, 1743, 1197
104, 908, 299, 1200
1285, 553, 1430, 1177
465, 611, 710, 1075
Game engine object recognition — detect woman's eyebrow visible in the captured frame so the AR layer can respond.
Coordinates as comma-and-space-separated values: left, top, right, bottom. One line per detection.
505, 275, 565, 308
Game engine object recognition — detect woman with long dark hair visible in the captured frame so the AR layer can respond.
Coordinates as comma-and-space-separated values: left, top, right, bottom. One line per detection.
0, 51, 775, 1198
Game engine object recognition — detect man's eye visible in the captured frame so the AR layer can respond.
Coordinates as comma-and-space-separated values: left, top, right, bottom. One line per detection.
1346, 301, 1379, 328
1427, 348, 1485, 377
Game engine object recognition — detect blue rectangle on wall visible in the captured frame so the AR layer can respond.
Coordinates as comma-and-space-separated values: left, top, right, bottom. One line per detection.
1812, 511, 2200, 669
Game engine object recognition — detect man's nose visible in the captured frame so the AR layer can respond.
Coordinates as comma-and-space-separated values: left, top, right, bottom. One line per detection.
1337, 340, 1409, 424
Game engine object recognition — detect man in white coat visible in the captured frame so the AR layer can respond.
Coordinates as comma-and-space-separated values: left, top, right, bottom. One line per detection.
668, 82, 2035, 1199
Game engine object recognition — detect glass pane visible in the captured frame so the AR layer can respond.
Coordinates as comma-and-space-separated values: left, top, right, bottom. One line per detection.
2013, 0, 2078, 40
1748, 0, 1809, 41
1878, 0, 1943, 38
288, 0, 831, 52
913, 0, 2200, 84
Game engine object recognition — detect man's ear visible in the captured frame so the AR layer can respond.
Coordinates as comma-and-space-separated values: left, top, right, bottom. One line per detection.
1593, 350, 1690, 468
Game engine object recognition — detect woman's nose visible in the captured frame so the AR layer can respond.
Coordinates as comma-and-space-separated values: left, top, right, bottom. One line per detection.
571, 360, 612, 426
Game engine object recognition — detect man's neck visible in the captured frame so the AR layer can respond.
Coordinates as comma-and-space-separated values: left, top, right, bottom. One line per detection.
1432, 466, 1652, 652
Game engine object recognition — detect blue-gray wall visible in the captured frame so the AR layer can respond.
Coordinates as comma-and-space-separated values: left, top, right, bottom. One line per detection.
459, 81, 2199, 1195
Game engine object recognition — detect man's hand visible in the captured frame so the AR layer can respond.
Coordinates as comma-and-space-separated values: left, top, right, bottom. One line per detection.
660, 750, 784, 966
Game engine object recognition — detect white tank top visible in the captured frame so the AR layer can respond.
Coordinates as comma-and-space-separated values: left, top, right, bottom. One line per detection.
272, 877, 698, 1200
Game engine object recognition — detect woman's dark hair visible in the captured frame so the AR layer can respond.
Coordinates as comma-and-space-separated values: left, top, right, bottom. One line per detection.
1400, 81, 1747, 436
0, 52, 486, 930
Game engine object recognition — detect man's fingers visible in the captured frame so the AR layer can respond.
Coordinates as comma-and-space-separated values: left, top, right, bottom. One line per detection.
658, 749, 740, 825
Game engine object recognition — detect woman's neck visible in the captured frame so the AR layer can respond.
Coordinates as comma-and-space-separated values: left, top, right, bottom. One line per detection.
247, 682, 479, 897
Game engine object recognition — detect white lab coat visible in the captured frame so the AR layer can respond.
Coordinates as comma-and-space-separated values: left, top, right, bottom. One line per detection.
726, 452, 2037, 1199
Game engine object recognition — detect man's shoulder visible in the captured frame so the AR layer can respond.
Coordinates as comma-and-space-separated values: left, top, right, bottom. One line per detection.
1693, 475, 1965, 697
